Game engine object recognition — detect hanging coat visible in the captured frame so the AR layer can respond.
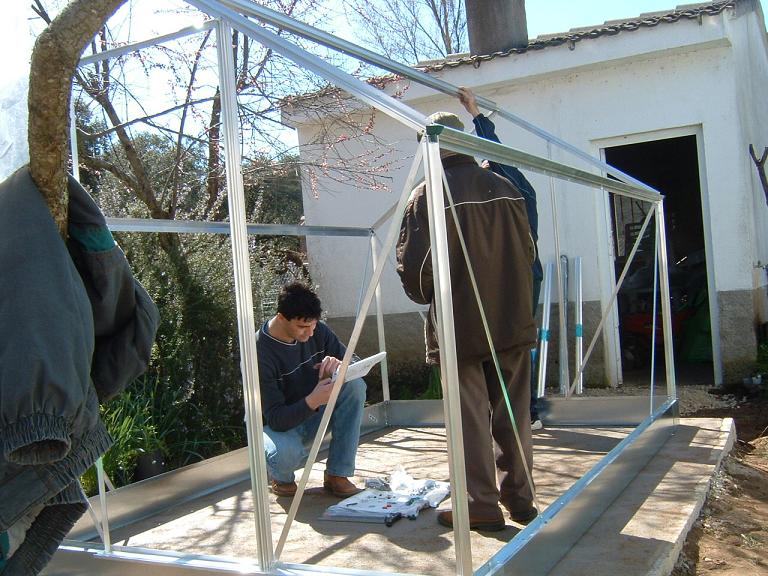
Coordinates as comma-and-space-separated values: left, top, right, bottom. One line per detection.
0, 166, 159, 575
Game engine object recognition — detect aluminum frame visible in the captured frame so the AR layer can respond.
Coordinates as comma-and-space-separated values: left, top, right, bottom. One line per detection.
52, 1, 680, 574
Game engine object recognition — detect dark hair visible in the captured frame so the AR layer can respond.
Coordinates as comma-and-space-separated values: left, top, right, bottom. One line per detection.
277, 282, 322, 320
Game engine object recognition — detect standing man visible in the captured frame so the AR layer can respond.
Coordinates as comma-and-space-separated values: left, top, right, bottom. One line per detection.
256, 282, 365, 498
458, 87, 545, 431
396, 113, 538, 531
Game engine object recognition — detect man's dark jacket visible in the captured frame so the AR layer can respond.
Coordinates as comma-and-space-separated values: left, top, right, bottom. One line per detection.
396, 153, 536, 364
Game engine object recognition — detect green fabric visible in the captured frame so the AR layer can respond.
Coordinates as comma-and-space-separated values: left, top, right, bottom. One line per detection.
68, 225, 115, 253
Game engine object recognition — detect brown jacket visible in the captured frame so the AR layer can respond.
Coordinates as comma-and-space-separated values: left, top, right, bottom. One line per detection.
396, 153, 536, 364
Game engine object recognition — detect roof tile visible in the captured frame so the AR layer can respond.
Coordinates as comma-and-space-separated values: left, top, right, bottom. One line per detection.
418, 0, 739, 72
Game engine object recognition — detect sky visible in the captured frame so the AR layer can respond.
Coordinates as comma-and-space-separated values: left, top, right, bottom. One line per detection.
3, 0, 768, 177
524, 1, 762, 38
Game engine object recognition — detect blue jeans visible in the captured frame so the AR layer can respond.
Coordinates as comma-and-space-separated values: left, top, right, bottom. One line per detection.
263, 378, 366, 483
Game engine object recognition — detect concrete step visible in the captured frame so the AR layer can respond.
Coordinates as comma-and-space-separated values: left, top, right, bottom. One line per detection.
548, 418, 735, 576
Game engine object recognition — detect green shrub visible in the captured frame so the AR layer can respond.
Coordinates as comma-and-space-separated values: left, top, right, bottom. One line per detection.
81, 374, 233, 495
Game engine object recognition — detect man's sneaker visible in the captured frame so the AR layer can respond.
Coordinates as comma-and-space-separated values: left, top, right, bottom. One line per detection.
436, 509, 506, 532
531, 419, 543, 431
323, 473, 362, 497
270, 479, 297, 497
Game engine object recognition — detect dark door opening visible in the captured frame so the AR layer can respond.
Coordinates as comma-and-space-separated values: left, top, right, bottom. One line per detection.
605, 135, 712, 382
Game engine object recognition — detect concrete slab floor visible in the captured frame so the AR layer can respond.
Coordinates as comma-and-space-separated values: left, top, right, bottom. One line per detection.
104, 419, 732, 576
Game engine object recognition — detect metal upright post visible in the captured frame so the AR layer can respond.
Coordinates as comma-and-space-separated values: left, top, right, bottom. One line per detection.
370, 234, 391, 402
654, 202, 678, 405
69, 97, 80, 181
547, 142, 569, 397
423, 127, 472, 576
215, 20, 274, 570
650, 219, 660, 414
574, 257, 584, 394
95, 457, 111, 553
275, 146, 425, 559
537, 262, 554, 398
559, 254, 570, 395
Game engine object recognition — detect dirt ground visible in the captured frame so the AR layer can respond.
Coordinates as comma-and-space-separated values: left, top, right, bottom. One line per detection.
670, 385, 768, 576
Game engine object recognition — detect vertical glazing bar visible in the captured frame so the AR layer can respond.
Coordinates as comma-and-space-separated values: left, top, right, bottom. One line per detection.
370, 234, 391, 402
567, 207, 655, 397
69, 96, 80, 181
547, 142, 569, 396
355, 241, 371, 317
574, 257, 583, 395
215, 20, 274, 569
79, 486, 105, 544
94, 457, 111, 553
649, 216, 660, 414
559, 254, 570, 394
537, 262, 553, 398
275, 147, 425, 559
423, 131, 472, 575
655, 202, 678, 403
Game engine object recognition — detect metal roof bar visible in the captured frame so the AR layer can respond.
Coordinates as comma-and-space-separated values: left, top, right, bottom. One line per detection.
105, 217, 372, 237
208, 0, 657, 200
187, 0, 427, 132
438, 128, 661, 202
78, 20, 217, 67
217, 0, 660, 196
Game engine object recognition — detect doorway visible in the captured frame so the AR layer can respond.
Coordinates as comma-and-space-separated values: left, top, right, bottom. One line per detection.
604, 135, 713, 383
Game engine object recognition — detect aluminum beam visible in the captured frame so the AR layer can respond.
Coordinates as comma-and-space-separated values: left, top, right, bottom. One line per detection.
186, 0, 427, 132
436, 129, 660, 203
422, 132, 473, 575
190, 0, 658, 203
217, 0, 660, 196
383, 396, 674, 429
78, 21, 217, 66
215, 19, 273, 569
105, 217, 371, 237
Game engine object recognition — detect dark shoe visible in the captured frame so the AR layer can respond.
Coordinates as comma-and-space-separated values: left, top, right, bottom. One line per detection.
436, 509, 506, 532
270, 479, 297, 497
505, 505, 538, 525
323, 473, 362, 497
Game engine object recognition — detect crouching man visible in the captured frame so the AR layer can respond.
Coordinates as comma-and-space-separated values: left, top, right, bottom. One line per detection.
256, 282, 365, 498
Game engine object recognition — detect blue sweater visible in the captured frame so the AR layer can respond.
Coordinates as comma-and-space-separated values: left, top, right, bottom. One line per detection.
256, 320, 346, 431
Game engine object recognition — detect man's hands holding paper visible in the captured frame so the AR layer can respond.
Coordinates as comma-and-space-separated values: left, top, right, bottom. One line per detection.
306, 356, 343, 410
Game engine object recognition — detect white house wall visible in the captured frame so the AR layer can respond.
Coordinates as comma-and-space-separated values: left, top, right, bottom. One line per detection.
727, 1, 768, 322
293, 4, 768, 381
296, 118, 426, 318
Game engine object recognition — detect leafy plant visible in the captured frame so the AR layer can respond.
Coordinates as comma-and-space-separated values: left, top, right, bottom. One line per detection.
81, 374, 232, 494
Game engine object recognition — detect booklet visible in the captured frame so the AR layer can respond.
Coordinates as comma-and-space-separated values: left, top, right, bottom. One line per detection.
332, 351, 386, 383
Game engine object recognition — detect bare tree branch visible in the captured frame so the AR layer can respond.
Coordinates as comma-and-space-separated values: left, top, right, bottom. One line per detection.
28, 0, 128, 234
749, 144, 768, 206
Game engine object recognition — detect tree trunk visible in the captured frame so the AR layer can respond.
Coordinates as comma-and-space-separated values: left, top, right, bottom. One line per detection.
465, 0, 527, 56
28, 0, 127, 236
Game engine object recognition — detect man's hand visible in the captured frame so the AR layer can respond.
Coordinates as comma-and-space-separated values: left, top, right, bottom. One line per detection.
458, 86, 481, 118
305, 377, 335, 410
314, 356, 342, 380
